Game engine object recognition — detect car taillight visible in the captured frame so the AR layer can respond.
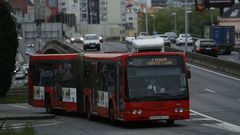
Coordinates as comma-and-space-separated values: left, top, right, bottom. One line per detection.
197, 47, 204, 52
213, 47, 218, 51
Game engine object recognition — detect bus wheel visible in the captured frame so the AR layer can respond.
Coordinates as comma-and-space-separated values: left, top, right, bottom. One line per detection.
86, 99, 93, 121
166, 120, 175, 125
45, 95, 53, 114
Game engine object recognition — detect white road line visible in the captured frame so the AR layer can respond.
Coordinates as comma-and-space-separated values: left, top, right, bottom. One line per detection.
227, 58, 235, 62
203, 123, 240, 133
204, 88, 216, 93
188, 64, 240, 82
3, 122, 63, 129
190, 112, 197, 116
191, 118, 212, 121
191, 110, 240, 133
8, 104, 31, 110
232, 51, 239, 55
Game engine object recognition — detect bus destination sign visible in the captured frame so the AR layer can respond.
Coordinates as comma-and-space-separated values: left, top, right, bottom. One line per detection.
127, 57, 178, 67
147, 58, 173, 66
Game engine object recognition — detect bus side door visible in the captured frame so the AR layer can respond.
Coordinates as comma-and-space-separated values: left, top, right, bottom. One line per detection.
116, 61, 123, 119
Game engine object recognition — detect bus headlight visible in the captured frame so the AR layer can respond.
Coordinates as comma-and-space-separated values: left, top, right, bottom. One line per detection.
132, 110, 137, 115
175, 108, 179, 113
179, 108, 184, 113
175, 108, 184, 113
132, 109, 142, 115
137, 109, 142, 115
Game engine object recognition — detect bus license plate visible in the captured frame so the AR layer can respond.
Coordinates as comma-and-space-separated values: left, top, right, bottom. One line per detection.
149, 116, 169, 120
90, 45, 95, 47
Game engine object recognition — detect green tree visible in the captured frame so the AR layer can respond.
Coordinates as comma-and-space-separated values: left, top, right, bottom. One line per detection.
139, 7, 219, 36
0, 1, 18, 97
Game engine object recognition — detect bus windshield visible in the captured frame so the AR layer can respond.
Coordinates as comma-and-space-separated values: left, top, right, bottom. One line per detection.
126, 56, 187, 101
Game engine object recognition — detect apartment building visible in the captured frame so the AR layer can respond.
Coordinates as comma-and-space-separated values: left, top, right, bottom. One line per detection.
79, 0, 126, 38
219, 3, 240, 47
9, 0, 35, 23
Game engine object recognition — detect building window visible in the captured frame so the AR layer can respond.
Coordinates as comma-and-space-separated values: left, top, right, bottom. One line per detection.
128, 17, 133, 21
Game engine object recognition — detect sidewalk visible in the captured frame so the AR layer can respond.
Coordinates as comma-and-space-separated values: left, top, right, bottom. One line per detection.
0, 103, 54, 120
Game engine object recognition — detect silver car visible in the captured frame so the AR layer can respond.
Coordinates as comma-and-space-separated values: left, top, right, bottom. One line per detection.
158, 34, 171, 46
15, 71, 26, 79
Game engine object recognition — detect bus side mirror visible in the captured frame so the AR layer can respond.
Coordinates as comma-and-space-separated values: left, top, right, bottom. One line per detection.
187, 66, 191, 79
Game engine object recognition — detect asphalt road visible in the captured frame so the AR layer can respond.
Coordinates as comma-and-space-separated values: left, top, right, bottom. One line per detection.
6, 72, 237, 135
2, 41, 240, 135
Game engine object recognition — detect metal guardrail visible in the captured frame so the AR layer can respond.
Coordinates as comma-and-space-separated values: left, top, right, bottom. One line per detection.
165, 47, 240, 78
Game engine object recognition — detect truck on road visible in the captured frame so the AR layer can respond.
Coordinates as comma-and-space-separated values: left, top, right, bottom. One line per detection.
210, 26, 235, 55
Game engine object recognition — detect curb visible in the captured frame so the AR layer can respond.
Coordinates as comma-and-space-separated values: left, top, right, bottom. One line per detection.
0, 114, 55, 120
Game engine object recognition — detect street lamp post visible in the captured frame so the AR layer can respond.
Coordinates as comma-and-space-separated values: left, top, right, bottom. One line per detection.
184, 0, 188, 52
151, 15, 155, 33
210, 7, 215, 26
187, 10, 192, 35
171, 12, 177, 33
145, 0, 148, 35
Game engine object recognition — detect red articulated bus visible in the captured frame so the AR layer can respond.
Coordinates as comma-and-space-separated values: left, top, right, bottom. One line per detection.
28, 38, 191, 125
28, 51, 191, 125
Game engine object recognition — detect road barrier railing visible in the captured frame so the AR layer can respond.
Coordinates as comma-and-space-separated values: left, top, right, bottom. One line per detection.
165, 47, 240, 78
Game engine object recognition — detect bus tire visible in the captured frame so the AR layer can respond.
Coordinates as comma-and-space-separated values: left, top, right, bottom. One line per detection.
45, 94, 53, 114
166, 120, 175, 125
86, 98, 93, 121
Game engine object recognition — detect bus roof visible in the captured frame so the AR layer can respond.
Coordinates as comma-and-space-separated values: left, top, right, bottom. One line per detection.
30, 52, 185, 62
84, 52, 185, 61
30, 53, 79, 61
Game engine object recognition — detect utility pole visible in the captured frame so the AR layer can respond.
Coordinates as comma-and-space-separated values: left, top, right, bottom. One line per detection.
145, 0, 148, 35
210, 7, 215, 26
184, 0, 188, 52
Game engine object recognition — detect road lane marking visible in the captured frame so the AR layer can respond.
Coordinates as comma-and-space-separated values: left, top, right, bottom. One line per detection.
190, 112, 197, 116
3, 121, 63, 129
8, 104, 31, 110
204, 88, 216, 93
203, 123, 240, 133
227, 58, 235, 62
191, 110, 240, 133
191, 118, 212, 121
188, 64, 240, 82
232, 51, 239, 55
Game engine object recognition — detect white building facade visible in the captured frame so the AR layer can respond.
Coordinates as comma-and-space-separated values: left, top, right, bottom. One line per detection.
78, 0, 126, 39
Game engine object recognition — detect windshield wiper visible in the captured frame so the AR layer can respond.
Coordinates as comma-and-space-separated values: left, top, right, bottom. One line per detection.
150, 93, 171, 96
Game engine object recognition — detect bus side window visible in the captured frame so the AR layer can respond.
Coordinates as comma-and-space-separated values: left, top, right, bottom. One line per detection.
31, 63, 40, 86
62, 63, 74, 87
99, 63, 108, 91
39, 64, 53, 86
107, 65, 116, 92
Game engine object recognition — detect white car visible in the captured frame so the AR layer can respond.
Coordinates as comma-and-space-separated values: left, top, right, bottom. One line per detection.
176, 34, 193, 46
158, 34, 171, 46
83, 34, 101, 51
70, 33, 84, 43
27, 43, 34, 47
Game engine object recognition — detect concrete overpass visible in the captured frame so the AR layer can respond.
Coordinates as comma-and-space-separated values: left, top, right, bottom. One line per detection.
41, 40, 80, 54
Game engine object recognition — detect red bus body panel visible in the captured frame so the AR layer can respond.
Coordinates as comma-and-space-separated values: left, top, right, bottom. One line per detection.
123, 100, 189, 122
28, 54, 79, 111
